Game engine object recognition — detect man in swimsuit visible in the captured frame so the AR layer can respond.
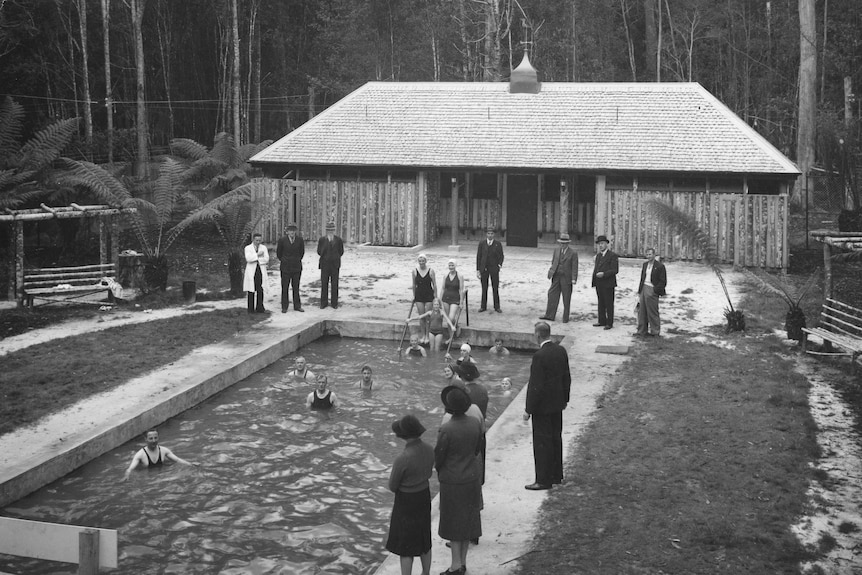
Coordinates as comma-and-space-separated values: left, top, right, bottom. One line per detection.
123, 429, 194, 480
357, 365, 374, 390
289, 356, 316, 380
306, 374, 339, 409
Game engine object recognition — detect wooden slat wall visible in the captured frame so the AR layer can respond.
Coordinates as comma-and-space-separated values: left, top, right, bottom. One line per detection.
252, 178, 422, 246
596, 189, 788, 269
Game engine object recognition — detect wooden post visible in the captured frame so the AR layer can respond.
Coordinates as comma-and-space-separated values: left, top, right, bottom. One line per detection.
99, 218, 108, 266
15, 220, 24, 307
78, 529, 99, 575
449, 177, 459, 248
417, 171, 426, 247
6, 223, 15, 302
823, 240, 833, 300
559, 179, 569, 237
111, 215, 120, 269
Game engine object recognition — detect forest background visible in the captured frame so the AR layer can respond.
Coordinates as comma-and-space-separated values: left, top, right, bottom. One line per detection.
1, 0, 861, 194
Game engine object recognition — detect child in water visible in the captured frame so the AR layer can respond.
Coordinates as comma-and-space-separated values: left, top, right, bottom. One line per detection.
401, 335, 428, 358
499, 377, 512, 397
407, 298, 455, 352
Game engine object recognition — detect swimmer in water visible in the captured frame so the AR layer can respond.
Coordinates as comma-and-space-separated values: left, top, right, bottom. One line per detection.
123, 429, 194, 481
489, 338, 510, 355
401, 335, 428, 358
306, 373, 339, 410
289, 356, 316, 380
357, 365, 374, 390
499, 377, 513, 397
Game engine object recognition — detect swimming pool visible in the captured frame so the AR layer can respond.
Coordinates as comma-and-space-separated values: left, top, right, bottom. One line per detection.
0, 336, 530, 574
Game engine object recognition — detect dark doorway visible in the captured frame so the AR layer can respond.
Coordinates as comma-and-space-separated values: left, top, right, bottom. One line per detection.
506, 175, 538, 247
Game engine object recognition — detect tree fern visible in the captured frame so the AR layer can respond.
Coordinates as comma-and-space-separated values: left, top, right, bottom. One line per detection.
169, 138, 209, 161
645, 198, 743, 329
56, 159, 132, 204
17, 118, 79, 172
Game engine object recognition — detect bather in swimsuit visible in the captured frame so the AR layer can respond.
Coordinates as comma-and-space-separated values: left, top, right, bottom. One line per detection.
311, 390, 335, 410
442, 273, 460, 305
413, 268, 434, 303
142, 447, 163, 467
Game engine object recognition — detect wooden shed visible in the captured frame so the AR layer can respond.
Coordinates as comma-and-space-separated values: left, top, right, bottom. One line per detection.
250, 56, 799, 268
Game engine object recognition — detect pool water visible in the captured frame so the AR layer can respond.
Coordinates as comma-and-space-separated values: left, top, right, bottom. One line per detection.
0, 336, 530, 574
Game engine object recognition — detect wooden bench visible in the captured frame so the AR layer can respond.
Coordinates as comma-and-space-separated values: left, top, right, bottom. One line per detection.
801, 298, 862, 373
23, 263, 117, 307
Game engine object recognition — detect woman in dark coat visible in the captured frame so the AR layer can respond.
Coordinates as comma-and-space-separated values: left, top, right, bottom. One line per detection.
386, 414, 435, 575
435, 385, 483, 575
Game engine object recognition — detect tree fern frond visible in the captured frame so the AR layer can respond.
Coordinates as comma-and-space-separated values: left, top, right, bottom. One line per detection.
56, 159, 132, 204
18, 118, 79, 171
152, 158, 185, 225
0, 168, 37, 195
830, 250, 862, 264
170, 138, 209, 161
645, 199, 718, 265
210, 132, 239, 168
0, 186, 49, 210
741, 268, 793, 306
237, 140, 273, 163
0, 97, 25, 164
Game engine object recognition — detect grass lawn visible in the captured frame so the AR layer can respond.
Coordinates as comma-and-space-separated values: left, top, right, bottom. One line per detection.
517, 332, 820, 574
0, 308, 266, 436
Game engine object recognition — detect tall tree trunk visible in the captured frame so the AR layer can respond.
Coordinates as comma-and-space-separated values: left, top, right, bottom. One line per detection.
100, 0, 113, 164
656, 0, 663, 81
570, 0, 577, 81
796, 0, 817, 206
77, 0, 93, 150
231, 0, 242, 145
819, 0, 828, 104
620, 0, 637, 81
644, 0, 657, 80
131, 0, 149, 177
484, 0, 502, 81
156, 1, 174, 139
253, 13, 261, 142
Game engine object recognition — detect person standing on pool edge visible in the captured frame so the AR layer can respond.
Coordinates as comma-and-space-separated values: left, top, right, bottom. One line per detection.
385, 414, 435, 575
476, 225, 504, 313
317, 221, 344, 309
276, 223, 305, 313
591, 234, 619, 330
244, 232, 269, 313
523, 321, 571, 490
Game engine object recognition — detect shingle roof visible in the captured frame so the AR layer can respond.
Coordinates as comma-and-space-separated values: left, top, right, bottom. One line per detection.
251, 82, 799, 176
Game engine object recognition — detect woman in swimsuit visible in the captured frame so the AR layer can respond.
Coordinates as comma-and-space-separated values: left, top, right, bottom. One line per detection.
411, 254, 437, 345
408, 298, 455, 352
441, 259, 465, 335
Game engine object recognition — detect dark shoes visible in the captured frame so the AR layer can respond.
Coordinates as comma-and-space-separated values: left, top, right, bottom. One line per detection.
592, 323, 605, 327
495, 308, 502, 313
478, 307, 487, 312
282, 308, 288, 313
525, 482, 552, 491
295, 307, 305, 312
604, 325, 613, 330
539, 316, 554, 321
440, 567, 466, 575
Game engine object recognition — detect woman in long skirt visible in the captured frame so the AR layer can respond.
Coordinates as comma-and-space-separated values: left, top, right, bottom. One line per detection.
435, 385, 483, 575
386, 414, 435, 575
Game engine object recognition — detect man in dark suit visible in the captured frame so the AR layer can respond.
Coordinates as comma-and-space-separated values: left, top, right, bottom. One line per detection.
540, 232, 579, 323
276, 224, 305, 313
317, 221, 344, 309
523, 321, 571, 490
476, 226, 504, 313
636, 247, 667, 336
591, 235, 619, 330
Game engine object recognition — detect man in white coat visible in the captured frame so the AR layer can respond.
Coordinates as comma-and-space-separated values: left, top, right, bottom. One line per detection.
244, 232, 270, 313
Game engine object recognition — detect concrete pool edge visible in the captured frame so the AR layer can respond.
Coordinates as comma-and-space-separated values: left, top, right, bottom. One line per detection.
0, 319, 540, 509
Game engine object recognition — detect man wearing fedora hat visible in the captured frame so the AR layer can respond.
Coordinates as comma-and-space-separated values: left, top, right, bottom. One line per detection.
476, 225, 504, 313
386, 414, 435, 575
276, 223, 305, 313
317, 221, 344, 309
591, 235, 619, 329
540, 232, 579, 323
